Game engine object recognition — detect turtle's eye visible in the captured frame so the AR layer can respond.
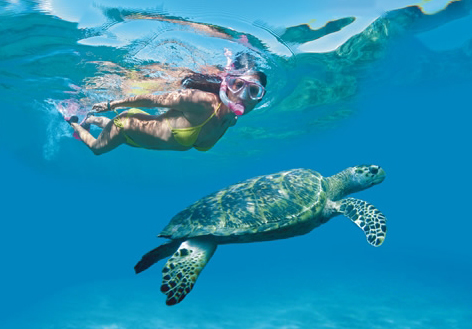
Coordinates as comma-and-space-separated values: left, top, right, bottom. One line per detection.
369, 166, 379, 174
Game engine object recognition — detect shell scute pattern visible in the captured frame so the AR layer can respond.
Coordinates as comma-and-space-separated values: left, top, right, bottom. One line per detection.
160, 169, 325, 239
281, 169, 324, 213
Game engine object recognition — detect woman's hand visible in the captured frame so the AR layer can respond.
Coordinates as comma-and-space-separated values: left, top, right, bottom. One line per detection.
92, 101, 111, 113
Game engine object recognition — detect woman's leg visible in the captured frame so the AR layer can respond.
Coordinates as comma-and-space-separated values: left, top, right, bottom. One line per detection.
70, 119, 125, 155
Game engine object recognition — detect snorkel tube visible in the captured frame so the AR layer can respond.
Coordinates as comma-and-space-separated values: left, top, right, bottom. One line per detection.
219, 78, 245, 116
219, 48, 245, 116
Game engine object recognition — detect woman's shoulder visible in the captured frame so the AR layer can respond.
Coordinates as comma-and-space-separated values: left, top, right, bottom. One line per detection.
182, 89, 219, 108
163, 88, 218, 113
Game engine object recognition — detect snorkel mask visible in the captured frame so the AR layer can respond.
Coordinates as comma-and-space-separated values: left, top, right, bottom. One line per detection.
219, 77, 245, 116
219, 49, 265, 116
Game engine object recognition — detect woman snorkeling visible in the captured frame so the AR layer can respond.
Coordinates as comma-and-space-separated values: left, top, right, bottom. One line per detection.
67, 66, 267, 155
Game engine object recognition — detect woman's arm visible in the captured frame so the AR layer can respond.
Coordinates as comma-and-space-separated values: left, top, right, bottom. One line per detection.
94, 89, 215, 113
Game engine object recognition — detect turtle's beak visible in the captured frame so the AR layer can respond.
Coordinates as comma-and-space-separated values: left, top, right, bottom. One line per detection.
371, 166, 386, 184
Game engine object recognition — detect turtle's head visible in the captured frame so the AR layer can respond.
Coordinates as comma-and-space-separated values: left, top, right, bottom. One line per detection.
347, 165, 386, 192
327, 165, 386, 200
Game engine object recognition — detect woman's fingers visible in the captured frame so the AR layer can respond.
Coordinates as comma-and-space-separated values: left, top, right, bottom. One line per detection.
92, 102, 108, 112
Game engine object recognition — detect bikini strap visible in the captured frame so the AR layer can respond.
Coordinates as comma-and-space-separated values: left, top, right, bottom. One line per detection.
196, 102, 221, 128
166, 103, 221, 130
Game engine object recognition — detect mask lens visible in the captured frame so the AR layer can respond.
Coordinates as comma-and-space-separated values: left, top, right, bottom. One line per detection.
249, 84, 263, 99
226, 76, 265, 100
228, 78, 245, 93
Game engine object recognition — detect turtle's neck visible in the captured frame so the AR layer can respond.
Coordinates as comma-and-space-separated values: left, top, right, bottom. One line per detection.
324, 169, 356, 201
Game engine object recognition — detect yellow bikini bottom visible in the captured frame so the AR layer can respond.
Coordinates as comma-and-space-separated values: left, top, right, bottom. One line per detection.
113, 108, 149, 148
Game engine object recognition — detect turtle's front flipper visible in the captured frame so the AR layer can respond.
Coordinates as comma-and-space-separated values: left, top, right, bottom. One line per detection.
339, 198, 387, 247
161, 238, 217, 306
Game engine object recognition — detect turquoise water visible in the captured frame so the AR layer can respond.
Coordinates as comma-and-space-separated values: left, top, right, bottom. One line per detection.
1, 0, 472, 328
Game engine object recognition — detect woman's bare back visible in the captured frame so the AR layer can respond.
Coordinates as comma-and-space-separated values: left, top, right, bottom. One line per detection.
122, 102, 236, 150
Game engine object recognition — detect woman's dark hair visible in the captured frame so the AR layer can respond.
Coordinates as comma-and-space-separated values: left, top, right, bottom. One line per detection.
181, 73, 222, 95
181, 52, 267, 94
252, 71, 267, 87
233, 51, 267, 87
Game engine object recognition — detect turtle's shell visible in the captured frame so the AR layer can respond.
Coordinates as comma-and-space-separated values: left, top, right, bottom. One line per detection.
159, 169, 327, 241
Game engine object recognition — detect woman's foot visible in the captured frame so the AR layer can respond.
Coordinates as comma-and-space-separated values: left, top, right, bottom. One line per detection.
65, 115, 79, 124
72, 116, 92, 141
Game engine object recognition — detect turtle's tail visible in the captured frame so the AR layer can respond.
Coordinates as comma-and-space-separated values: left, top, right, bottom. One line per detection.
134, 240, 181, 274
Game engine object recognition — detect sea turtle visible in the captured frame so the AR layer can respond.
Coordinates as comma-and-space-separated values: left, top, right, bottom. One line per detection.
135, 164, 387, 306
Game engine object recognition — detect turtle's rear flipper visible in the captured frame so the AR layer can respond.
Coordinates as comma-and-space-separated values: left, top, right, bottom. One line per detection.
339, 198, 387, 247
135, 240, 181, 274
161, 238, 217, 306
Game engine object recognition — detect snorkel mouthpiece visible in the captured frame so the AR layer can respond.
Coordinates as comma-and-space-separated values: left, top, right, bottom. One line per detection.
219, 79, 245, 116
229, 102, 245, 116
